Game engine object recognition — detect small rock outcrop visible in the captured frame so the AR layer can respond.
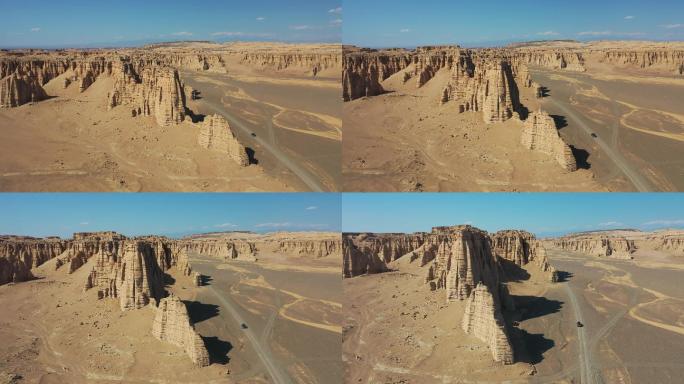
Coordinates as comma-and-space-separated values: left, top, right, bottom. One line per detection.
193, 272, 202, 287
521, 110, 577, 171
152, 295, 210, 367
198, 114, 250, 166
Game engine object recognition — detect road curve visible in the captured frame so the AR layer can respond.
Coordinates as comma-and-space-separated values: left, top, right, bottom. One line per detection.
564, 282, 593, 384
183, 72, 326, 192
206, 285, 293, 384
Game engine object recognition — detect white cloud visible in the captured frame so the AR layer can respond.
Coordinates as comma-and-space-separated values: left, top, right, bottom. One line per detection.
400, 28, 411, 33
214, 222, 238, 228
537, 31, 559, 36
662, 24, 683, 29
305, 206, 318, 210
30, 27, 41, 32
642, 219, 684, 226
330, 18, 342, 26
624, 16, 635, 20
172, 31, 193, 36
256, 17, 265, 21
210, 31, 274, 37
328, 7, 342, 14
79, 221, 89, 225
290, 25, 313, 30
598, 221, 623, 227
578, 31, 614, 36
255, 222, 292, 228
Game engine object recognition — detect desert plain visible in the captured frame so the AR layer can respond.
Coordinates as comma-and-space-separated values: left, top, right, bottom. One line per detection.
0, 230, 342, 383
343, 225, 684, 383
0, 41, 341, 192
342, 40, 684, 192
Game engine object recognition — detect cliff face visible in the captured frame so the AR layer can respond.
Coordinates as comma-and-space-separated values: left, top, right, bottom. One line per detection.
491, 230, 558, 282
599, 49, 684, 75
0, 237, 66, 284
276, 239, 341, 258
342, 52, 386, 101
521, 110, 577, 171
107, 63, 187, 127
552, 236, 636, 259
238, 51, 341, 76
344, 226, 515, 363
511, 50, 586, 72
462, 283, 514, 364
198, 114, 250, 166
342, 233, 425, 277
181, 240, 257, 261
0, 70, 48, 107
83, 241, 166, 310
152, 295, 210, 367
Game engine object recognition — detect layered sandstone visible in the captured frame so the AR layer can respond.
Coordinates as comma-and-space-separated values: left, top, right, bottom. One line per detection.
107, 63, 187, 127
521, 110, 577, 171
0, 236, 66, 284
462, 283, 514, 364
0, 70, 48, 107
276, 238, 341, 258
152, 295, 210, 367
491, 230, 558, 282
342, 233, 425, 277
181, 239, 257, 260
552, 234, 636, 259
197, 114, 250, 166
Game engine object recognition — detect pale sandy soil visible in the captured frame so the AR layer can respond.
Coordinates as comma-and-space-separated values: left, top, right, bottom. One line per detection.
343, 254, 571, 383
0, 245, 341, 384
548, 248, 684, 384
342, 67, 604, 192
0, 73, 292, 192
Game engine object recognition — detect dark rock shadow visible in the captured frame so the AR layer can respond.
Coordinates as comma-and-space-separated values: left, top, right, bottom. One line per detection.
499, 258, 531, 283
513, 295, 563, 321
246, 147, 259, 165
200, 275, 213, 286
513, 329, 555, 364
184, 300, 220, 324
163, 273, 176, 287
517, 105, 530, 120
189, 112, 206, 124
556, 271, 573, 283
550, 114, 568, 129
201, 336, 232, 364
570, 145, 591, 170
540, 86, 551, 97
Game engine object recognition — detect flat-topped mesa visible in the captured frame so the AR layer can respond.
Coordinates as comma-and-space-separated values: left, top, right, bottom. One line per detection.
522, 110, 577, 171
0, 69, 48, 108
599, 49, 684, 76
182, 239, 257, 261
491, 230, 558, 282
512, 50, 586, 72
84, 240, 166, 310
342, 233, 426, 277
238, 51, 341, 75
552, 235, 636, 259
276, 239, 342, 258
198, 114, 250, 166
649, 233, 684, 255
107, 62, 187, 127
152, 295, 210, 367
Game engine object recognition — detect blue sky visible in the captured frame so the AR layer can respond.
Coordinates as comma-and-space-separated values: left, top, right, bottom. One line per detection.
0, 193, 341, 238
342, 193, 684, 237
344, 0, 684, 47
0, 0, 341, 48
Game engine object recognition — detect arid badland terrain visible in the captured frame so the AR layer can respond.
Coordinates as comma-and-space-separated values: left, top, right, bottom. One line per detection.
342, 40, 684, 192
0, 41, 341, 192
342, 225, 684, 383
0, 230, 342, 383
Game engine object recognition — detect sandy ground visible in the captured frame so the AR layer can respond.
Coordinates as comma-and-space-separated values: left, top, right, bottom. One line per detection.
0, 73, 293, 192
547, 248, 684, 384
531, 63, 684, 192
342, 254, 573, 383
0, 249, 341, 383
342, 67, 604, 192
182, 62, 341, 192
